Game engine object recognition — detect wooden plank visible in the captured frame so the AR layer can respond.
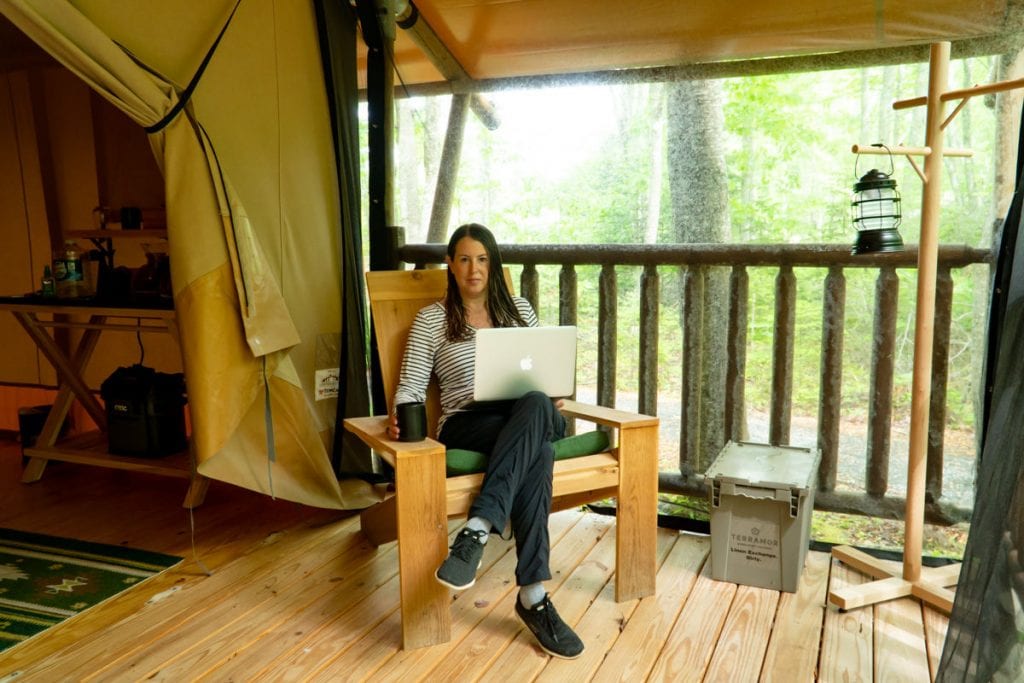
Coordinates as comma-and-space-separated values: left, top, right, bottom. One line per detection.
922, 605, 950, 682
178, 523, 448, 681
393, 441, 450, 650
761, 551, 831, 682
831, 545, 900, 582
613, 422, 658, 601
314, 511, 582, 682
703, 583, 780, 682
202, 519, 451, 681
647, 562, 738, 682
478, 518, 621, 682
6, 514, 363, 681
923, 561, 961, 587
535, 527, 677, 682
269, 513, 614, 681
592, 534, 709, 682
23, 439, 192, 478
422, 514, 614, 681
226, 553, 402, 680
911, 580, 955, 614
874, 594, 931, 682
0, 302, 176, 319
560, 399, 659, 428
820, 558, 873, 683
106, 534, 400, 681
0, 437, 953, 682
831, 575, 913, 610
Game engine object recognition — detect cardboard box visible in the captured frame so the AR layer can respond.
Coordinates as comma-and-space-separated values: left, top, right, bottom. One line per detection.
705, 441, 821, 592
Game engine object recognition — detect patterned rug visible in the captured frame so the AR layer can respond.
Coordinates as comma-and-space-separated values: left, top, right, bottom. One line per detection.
0, 528, 182, 653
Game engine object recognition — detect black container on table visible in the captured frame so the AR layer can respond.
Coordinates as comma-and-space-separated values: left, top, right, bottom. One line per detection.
100, 365, 187, 458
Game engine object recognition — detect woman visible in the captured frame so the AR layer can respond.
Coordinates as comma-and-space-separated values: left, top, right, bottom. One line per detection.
388, 223, 584, 659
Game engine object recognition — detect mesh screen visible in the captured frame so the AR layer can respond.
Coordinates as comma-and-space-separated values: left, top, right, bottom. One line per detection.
937, 105, 1024, 682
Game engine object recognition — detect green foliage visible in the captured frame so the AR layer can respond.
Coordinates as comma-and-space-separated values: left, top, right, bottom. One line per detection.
374, 56, 1000, 439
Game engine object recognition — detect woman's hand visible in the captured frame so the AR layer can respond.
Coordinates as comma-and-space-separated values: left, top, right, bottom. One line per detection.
386, 413, 400, 441
554, 398, 565, 410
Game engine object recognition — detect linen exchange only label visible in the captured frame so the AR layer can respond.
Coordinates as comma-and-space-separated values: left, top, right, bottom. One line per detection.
728, 516, 781, 566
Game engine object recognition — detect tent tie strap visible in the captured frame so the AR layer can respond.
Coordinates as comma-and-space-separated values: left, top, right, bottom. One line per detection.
144, 0, 243, 135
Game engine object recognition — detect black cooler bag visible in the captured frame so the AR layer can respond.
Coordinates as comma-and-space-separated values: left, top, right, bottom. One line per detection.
100, 365, 187, 457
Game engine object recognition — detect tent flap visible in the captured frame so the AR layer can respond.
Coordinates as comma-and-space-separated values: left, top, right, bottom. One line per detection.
0, 0, 377, 510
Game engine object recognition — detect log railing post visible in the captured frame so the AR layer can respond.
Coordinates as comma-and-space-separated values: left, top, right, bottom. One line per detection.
639, 264, 660, 417
770, 265, 796, 445
598, 264, 618, 409
867, 266, 900, 497
724, 265, 748, 443
818, 265, 846, 492
680, 265, 704, 475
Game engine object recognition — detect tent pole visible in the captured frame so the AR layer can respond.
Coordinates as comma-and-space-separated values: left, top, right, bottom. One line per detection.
379, 0, 395, 234
360, 0, 396, 270
396, 1, 499, 130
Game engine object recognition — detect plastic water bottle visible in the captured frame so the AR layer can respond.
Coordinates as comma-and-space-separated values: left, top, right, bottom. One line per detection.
56, 240, 83, 298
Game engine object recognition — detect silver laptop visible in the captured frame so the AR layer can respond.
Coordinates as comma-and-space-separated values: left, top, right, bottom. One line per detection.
473, 326, 577, 402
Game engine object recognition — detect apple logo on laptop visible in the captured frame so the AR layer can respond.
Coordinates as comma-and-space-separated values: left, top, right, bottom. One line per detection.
520, 355, 533, 371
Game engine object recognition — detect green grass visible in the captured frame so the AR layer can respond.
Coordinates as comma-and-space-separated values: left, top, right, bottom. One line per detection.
655, 493, 968, 560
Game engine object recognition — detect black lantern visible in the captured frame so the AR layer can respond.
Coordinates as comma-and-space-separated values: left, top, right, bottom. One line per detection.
851, 150, 903, 255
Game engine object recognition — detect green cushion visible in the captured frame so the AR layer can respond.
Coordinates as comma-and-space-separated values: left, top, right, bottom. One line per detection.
445, 430, 610, 477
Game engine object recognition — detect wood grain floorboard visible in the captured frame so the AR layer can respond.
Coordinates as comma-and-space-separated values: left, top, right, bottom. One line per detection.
0, 439, 952, 681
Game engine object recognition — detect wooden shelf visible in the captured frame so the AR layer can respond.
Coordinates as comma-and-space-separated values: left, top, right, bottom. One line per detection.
66, 229, 167, 240
24, 430, 193, 479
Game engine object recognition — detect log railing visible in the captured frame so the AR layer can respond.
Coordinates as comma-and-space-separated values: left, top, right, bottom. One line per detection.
396, 237, 991, 524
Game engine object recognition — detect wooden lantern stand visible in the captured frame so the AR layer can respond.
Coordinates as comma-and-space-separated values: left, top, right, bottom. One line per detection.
830, 41, 1024, 613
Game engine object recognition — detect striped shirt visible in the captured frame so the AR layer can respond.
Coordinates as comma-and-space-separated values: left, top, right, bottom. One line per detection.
393, 297, 538, 432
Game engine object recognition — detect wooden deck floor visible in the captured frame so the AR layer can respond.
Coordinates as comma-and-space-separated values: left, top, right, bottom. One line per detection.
0, 441, 949, 681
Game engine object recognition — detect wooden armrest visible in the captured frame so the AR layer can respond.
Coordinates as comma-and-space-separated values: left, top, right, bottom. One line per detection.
343, 416, 446, 468
559, 400, 658, 430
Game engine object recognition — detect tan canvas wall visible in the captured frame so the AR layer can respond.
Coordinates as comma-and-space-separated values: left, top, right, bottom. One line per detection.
0, 0, 377, 509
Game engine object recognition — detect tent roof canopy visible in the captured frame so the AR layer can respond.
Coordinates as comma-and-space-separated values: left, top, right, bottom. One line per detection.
366, 0, 1021, 89
2, 3, 1019, 82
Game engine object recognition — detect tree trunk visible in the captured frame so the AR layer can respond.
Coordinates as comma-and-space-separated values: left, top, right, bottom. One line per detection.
645, 89, 665, 244
666, 79, 734, 472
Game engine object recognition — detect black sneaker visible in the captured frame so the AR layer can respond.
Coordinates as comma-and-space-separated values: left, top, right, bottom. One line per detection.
435, 528, 487, 590
515, 594, 584, 659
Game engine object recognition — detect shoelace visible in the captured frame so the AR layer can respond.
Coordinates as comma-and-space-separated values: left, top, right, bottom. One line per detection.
450, 530, 485, 562
537, 597, 561, 643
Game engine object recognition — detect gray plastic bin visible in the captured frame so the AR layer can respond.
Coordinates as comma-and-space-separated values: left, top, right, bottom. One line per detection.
705, 441, 821, 592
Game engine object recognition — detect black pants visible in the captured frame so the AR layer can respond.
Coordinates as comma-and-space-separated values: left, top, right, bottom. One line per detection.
439, 391, 566, 586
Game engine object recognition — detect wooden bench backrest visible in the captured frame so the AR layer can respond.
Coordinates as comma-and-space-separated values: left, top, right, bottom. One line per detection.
365, 268, 514, 439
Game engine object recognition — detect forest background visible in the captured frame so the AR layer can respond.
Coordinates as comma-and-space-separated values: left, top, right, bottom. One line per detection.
360, 56, 1009, 529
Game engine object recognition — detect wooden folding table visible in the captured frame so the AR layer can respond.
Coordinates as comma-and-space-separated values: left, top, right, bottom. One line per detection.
0, 296, 207, 507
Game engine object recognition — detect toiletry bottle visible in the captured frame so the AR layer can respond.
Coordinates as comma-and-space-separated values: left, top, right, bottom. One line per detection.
41, 265, 56, 297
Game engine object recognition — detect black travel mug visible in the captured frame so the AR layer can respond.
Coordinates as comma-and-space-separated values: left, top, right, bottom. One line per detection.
396, 402, 427, 442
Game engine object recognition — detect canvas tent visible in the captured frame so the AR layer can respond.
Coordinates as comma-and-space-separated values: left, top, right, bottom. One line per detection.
0, 0, 378, 509
2, 0, 1021, 512
1, 2, 1023, 676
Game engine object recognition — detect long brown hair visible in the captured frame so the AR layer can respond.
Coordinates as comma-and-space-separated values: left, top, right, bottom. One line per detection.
444, 223, 527, 341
